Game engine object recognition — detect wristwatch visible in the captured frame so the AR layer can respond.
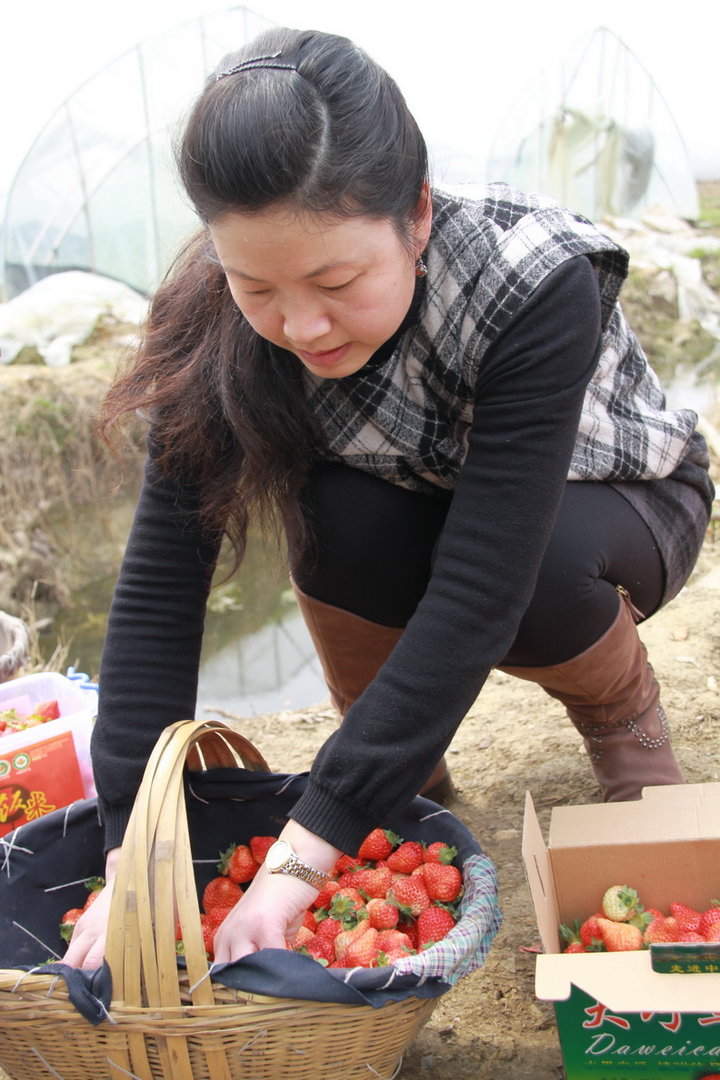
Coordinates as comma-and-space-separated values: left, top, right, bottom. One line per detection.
265, 839, 330, 890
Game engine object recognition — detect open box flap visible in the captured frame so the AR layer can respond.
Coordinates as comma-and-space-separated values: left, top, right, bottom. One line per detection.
539, 785, 720, 920
522, 791, 561, 955
536, 950, 720, 1013
548, 783, 720, 848
640, 781, 720, 803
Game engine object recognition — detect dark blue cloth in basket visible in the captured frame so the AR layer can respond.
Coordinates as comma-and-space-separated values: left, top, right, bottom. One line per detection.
0, 769, 501, 1025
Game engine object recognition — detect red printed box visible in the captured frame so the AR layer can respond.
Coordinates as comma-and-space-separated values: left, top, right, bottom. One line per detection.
0, 728, 85, 836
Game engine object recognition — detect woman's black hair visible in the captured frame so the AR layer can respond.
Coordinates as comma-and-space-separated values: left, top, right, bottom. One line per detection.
179, 27, 429, 238
101, 28, 429, 567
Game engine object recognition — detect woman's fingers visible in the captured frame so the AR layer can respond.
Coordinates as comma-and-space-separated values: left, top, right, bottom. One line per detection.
211, 869, 317, 963
62, 880, 114, 970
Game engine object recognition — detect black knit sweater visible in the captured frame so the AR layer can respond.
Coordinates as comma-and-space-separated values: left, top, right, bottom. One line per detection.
92, 256, 606, 854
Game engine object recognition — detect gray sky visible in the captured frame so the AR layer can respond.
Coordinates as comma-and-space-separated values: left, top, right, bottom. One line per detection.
0, 0, 717, 212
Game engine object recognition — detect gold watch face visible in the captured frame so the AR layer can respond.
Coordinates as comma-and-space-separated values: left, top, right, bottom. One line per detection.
265, 839, 292, 872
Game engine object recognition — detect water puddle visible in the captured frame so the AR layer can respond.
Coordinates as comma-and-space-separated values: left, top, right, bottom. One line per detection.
49, 495, 328, 717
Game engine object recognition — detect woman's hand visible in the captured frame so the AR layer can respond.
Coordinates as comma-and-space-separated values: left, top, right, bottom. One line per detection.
212, 821, 340, 964
62, 847, 121, 970
62, 823, 341, 969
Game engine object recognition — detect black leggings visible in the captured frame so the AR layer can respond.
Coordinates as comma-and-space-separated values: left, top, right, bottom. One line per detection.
290, 463, 665, 666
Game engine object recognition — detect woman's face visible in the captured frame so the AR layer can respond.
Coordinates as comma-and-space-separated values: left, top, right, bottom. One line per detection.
209, 202, 430, 379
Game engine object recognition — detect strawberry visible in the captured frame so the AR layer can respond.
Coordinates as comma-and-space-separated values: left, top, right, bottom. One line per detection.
301, 909, 317, 932
678, 930, 706, 943
601, 885, 640, 922
34, 699, 61, 721
357, 828, 401, 862
334, 854, 363, 875
329, 888, 366, 922
560, 921, 582, 949
82, 876, 106, 909
315, 916, 344, 942
313, 879, 342, 911
345, 926, 380, 967
398, 915, 418, 950
386, 841, 425, 874
200, 913, 217, 957
249, 835, 277, 864
705, 921, 720, 943
390, 876, 432, 917
563, 942, 587, 953
334, 920, 373, 964
423, 862, 462, 903
293, 925, 315, 949
219, 843, 259, 884
202, 875, 242, 913
579, 914, 605, 950
416, 906, 456, 950
336, 871, 364, 889
59, 907, 84, 944
304, 934, 335, 965
377, 928, 415, 962
423, 842, 458, 865
348, 866, 394, 899
643, 916, 679, 945
700, 904, 720, 938
80, 883, 107, 912
366, 897, 400, 930
596, 917, 643, 952
377, 928, 414, 952
669, 902, 702, 934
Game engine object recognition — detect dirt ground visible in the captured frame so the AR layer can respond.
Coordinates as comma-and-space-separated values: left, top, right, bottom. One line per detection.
205, 525, 720, 1080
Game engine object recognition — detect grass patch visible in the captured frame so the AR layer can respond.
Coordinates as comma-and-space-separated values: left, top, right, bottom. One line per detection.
697, 180, 720, 234
0, 357, 143, 525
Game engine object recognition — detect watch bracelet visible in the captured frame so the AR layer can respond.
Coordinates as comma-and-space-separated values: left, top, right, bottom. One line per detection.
287, 855, 328, 889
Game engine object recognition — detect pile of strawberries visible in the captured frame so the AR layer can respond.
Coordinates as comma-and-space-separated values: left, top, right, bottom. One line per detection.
194, 827, 464, 968
561, 884, 720, 953
0, 697, 60, 736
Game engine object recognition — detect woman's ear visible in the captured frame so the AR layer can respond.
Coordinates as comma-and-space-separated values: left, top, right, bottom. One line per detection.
412, 183, 433, 254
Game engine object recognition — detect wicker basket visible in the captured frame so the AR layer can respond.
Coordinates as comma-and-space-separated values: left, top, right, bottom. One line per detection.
0, 719, 438, 1080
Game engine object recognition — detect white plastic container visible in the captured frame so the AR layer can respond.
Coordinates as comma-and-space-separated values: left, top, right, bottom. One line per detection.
0, 672, 97, 834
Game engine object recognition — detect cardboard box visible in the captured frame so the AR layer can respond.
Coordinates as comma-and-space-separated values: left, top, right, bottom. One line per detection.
523, 784, 720, 1078
0, 672, 97, 837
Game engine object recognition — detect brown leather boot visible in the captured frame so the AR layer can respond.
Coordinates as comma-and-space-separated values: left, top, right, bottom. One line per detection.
292, 582, 455, 803
498, 588, 684, 802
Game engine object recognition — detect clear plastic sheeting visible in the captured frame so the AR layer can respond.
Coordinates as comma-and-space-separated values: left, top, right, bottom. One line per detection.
2, 6, 273, 299
488, 27, 699, 225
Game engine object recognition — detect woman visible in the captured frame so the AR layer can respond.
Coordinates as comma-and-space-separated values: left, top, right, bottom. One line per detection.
64, 27, 713, 969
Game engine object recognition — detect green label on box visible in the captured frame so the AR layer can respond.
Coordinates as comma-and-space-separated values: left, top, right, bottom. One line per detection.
650, 943, 720, 975
555, 985, 720, 1079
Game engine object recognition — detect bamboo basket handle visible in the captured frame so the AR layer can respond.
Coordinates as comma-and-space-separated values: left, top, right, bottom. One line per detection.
106, 720, 272, 1030
186, 725, 270, 772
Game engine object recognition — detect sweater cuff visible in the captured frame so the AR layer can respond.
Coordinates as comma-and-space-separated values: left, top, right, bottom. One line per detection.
99, 803, 133, 854
288, 781, 385, 856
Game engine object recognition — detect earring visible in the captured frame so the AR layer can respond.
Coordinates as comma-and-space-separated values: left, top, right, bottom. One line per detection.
415, 255, 427, 278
